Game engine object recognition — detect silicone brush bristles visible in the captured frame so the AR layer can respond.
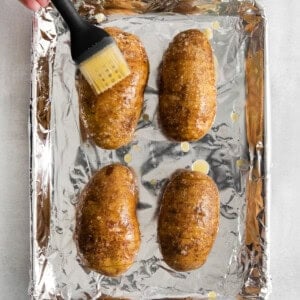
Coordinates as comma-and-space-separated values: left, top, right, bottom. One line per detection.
79, 43, 130, 95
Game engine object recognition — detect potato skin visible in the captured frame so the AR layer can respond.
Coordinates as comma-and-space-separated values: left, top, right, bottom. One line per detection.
78, 27, 149, 149
159, 29, 216, 141
76, 164, 141, 276
158, 170, 219, 272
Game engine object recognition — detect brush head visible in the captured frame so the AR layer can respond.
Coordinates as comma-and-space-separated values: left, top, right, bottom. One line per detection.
51, 0, 130, 94
77, 37, 130, 95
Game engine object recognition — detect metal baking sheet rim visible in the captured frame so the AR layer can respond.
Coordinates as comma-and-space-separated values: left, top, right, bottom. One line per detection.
28, 1, 271, 299
264, 8, 272, 300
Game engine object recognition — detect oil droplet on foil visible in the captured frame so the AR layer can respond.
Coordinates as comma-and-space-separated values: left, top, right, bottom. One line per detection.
133, 145, 141, 152
143, 114, 150, 122
192, 160, 210, 175
94, 13, 106, 23
181, 142, 190, 153
204, 28, 213, 40
231, 111, 239, 122
124, 153, 132, 164
150, 179, 157, 186
236, 159, 250, 171
212, 21, 220, 30
208, 291, 217, 299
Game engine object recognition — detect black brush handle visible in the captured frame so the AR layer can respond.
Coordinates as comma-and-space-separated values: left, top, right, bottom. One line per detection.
51, 0, 85, 31
51, 0, 111, 63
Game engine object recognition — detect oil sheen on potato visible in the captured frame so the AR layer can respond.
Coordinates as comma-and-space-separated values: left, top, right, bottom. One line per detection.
159, 29, 216, 142
76, 164, 141, 276
78, 27, 149, 150
158, 170, 220, 271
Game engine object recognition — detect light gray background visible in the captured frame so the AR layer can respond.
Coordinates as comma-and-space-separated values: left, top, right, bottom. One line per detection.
0, 0, 299, 299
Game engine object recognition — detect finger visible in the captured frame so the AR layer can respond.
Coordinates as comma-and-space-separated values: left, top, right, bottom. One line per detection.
20, 0, 41, 11
36, 0, 49, 7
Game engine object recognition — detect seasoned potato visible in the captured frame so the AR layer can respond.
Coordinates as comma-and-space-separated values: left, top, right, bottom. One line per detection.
76, 164, 141, 276
78, 27, 149, 149
158, 170, 219, 271
159, 29, 216, 141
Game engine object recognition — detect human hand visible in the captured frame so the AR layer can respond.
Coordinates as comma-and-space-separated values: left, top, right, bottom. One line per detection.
19, 0, 49, 11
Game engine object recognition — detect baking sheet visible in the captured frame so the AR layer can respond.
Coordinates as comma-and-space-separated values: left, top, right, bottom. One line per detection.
30, 1, 269, 299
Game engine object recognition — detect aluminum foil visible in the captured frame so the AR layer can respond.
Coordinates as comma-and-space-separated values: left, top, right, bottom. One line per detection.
30, 1, 269, 299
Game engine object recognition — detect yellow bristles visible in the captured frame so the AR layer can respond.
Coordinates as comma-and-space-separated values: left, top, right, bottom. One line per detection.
79, 44, 130, 95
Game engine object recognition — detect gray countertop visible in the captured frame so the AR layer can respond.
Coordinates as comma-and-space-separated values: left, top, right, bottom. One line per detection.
0, 0, 299, 299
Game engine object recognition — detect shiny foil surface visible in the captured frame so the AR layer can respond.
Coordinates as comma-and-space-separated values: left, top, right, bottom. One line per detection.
30, 1, 269, 299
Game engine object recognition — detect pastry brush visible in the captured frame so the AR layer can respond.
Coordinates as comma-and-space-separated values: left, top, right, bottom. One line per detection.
51, 0, 130, 94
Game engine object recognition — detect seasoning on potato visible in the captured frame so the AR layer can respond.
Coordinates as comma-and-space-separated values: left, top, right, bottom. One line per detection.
76, 164, 141, 277
158, 170, 220, 272
159, 29, 217, 141
77, 27, 149, 150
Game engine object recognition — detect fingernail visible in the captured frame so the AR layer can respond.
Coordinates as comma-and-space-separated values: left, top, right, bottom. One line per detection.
31, 1, 41, 12
37, 0, 49, 7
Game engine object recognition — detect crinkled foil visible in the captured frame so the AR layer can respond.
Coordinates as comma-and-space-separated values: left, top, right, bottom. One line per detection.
29, 1, 270, 299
